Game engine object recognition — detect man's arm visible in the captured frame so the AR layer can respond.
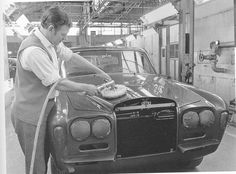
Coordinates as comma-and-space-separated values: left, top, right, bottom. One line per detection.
55, 79, 98, 95
57, 43, 112, 81
22, 47, 99, 95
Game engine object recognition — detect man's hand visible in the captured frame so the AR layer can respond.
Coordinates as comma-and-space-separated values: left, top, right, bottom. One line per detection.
84, 84, 99, 96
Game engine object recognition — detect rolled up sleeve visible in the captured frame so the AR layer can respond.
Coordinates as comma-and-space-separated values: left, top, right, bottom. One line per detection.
21, 47, 61, 86
56, 42, 73, 61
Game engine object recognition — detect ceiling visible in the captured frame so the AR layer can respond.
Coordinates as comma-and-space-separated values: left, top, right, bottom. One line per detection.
6, 0, 176, 29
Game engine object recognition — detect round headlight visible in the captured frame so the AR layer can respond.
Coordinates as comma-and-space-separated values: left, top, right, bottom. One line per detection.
92, 118, 111, 139
182, 111, 199, 128
70, 120, 90, 141
199, 110, 215, 127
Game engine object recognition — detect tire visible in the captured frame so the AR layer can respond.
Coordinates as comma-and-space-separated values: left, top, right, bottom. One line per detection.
176, 157, 203, 169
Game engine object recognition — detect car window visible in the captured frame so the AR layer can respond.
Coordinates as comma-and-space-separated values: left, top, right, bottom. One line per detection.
122, 50, 155, 74
121, 51, 137, 73
80, 50, 122, 73
135, 51, 155, 74
64, 49, 155, 76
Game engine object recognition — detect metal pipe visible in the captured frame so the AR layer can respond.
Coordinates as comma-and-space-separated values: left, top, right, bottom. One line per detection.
29, 78, 115, 174
210, 60, 228, 73
29, 78, 63, 174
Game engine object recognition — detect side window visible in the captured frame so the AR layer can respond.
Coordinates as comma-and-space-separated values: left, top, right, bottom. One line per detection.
170, 44, 179, 58
136, 52, 145, 73
122, 51, 137, 73
135, 51, 155, 74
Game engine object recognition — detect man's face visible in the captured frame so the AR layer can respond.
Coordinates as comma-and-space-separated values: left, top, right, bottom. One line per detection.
50, 25, 70, 46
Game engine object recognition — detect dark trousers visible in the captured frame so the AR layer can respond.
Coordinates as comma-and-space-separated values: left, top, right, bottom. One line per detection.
11, 101, 55, 174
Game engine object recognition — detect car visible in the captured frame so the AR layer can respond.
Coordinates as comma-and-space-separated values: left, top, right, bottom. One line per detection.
8, 57, 17, 80
48, 46, 229, 173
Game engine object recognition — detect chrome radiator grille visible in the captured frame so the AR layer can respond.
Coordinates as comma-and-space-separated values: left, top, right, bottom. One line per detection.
115, 97, 177, 158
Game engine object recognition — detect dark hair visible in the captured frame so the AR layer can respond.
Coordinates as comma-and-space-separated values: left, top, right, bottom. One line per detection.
41, 6, 72, 31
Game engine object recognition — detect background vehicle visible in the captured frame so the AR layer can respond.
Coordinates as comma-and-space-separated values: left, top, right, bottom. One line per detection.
49, 46, 229, 173
8, 57, 17, 81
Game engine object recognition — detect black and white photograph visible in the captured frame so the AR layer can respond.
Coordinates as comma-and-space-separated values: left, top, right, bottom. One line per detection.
1, 0, 236, 174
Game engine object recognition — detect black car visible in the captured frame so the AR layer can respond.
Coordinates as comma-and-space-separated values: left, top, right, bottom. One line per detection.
48, 46, 229, 173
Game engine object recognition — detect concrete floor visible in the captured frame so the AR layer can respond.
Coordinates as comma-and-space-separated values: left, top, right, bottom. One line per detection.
5, 100, 236, 174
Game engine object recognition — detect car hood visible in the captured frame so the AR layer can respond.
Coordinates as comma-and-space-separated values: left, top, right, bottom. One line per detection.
66, 73, 206, 111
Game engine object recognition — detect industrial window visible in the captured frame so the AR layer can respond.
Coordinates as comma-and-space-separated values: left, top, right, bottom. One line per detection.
161, 48, 166, 57
170, 44, 179, 58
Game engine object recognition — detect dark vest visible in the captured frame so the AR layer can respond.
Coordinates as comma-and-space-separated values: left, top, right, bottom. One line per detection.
12, 33, 53, 125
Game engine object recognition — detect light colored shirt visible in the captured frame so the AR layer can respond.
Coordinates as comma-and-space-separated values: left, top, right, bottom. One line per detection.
20, 28, 73, 87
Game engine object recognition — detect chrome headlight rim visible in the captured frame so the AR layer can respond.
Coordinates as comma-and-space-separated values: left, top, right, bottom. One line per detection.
182, 108, 216, 129
182, 111, 200, 129
199, 109, 215, 128
70, 119, 91, 142
92, 118, 111, 139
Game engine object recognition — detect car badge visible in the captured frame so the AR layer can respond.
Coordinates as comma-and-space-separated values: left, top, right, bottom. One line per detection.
141, 100, 151, 107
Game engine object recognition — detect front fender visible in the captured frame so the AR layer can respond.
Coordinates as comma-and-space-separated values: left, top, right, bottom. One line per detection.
182, 84, 228, 110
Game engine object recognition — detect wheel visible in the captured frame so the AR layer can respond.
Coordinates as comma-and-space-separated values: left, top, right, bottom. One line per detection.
176, 157, 203, 169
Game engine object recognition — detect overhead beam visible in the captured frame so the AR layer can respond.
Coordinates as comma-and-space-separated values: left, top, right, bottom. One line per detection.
112, 1, 142, 23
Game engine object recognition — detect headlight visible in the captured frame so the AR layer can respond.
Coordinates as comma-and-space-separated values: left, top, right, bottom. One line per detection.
199, 110, 215, 127
92, 118, 111, 139
182, 111, 199, 128
220, 111, 229, 129
70, 120, 90, 141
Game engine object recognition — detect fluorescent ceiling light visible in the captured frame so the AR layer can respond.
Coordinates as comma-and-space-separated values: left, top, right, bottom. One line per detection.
194, 0, 211, 5
140, 2, 178, 25
114, 39, 123, 45
106, 42, 113, 47
125, 35, 136, 42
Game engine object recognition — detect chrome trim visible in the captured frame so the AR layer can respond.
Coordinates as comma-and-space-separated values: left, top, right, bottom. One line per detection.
183, 134, 206, 141
115, 103, 175, 111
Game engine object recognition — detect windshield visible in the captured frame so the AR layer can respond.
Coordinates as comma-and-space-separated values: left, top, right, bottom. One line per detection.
64, 49, 156, 76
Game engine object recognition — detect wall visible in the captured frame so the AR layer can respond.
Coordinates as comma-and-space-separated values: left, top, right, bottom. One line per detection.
143, 28, 160, 73
169, 24, 179, 80
129, 28, 160, 73
194, 0, 235, 104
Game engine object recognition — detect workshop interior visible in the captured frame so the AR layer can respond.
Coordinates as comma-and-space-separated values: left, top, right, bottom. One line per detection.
1, 0, 236, 173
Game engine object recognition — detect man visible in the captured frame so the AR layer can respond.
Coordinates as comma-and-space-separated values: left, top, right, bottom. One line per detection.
11, 6, 111, 174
